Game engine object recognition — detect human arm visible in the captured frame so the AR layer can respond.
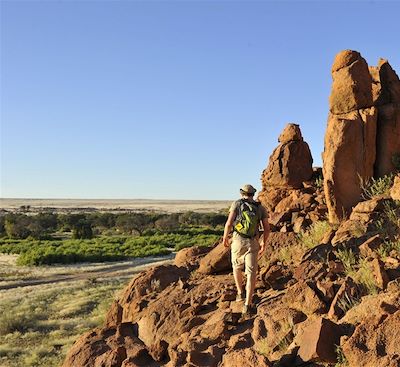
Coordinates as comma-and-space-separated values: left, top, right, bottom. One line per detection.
223, 209, 236, 247
258, 217, 270, 256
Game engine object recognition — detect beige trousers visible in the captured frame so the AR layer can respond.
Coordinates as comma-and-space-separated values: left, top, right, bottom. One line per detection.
231, 232, 259, 276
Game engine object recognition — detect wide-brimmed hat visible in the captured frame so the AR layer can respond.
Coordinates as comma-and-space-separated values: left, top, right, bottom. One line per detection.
240, 184, 257, 195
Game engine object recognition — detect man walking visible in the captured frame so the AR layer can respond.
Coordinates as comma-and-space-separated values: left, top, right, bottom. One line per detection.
223, 184, 270, 316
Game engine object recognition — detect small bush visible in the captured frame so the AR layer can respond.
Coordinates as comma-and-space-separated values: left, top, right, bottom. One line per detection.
360, 174, 394, 200
335, 248, 357, 275
377, 238, 400, 258
336, 292, 360, 314
298, 221, 331, 249
0, 312, 34, 335
357, 258, 378, 295
335, 345, 349, 367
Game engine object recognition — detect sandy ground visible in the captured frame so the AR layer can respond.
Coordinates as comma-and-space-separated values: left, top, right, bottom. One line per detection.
0, 253, 174, 294
0, 198, 231, 213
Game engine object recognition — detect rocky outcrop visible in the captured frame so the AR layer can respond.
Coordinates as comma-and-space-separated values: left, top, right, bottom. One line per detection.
197, 240, 231, 274
323, 50, 400, 223
371, 60, 400, 177
258, 123, 326, 233
261, 124, 313, 189
342, 309, 400, 367
62, 50, 400, 367
62, 323, 158, 367
174, 246, 211, 270
323, 50, 377, 224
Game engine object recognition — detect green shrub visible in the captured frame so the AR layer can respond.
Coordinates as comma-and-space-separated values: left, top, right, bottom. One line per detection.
0, 232, 221, 266
335, 345, 349, 367
335, 248, 357, 275
298, 221, 331, 249
360, 174, 394, 200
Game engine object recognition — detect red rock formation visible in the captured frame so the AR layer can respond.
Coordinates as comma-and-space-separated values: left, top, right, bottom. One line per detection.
323, 50, 378, 224
371, 60, 400, 177
261, 123, 313, 189
323, 50, 400, 223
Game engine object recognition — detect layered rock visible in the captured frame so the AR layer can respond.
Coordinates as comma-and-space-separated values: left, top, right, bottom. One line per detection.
323, 50, 400, 223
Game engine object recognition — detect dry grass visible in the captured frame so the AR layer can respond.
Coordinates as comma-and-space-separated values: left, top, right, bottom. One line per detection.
0, 279, 125, 367
277, 221, 332, 266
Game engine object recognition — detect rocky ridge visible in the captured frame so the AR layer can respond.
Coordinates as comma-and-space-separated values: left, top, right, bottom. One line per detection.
63, 50, 400, 367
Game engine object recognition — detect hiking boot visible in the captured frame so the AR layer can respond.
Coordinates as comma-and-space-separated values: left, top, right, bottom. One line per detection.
236, 292, 245, 302
241, 304, 256, 318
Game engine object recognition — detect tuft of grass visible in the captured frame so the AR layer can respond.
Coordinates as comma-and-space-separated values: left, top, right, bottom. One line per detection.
254, 338, 271, 357
315, 176, 323, 188
336, 292, 360, 315
373, 201, 400, 238
357, 258, 378, 295
335, 248, 378, 296
376, 238, 400, 258
335, 345, 349, 367
360, 174, 394, 200
335, 248, 357, 275
298, 221, 331, 249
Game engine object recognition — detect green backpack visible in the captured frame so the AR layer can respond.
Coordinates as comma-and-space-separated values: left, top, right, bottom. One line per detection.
234, 199, 261, 238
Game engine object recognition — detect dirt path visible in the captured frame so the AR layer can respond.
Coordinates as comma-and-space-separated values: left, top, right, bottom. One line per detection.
0, 254, 175, 290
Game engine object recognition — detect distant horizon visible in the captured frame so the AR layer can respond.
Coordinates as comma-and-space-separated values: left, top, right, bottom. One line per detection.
1, 197, 232, 201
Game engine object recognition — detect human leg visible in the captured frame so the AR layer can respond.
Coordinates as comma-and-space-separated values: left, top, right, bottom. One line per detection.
233, 267, 244, 298
245, 268, 256, 306
244, 241, 259, 307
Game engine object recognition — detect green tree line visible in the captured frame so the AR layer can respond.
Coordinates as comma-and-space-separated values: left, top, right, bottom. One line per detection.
0, 211, 227, 240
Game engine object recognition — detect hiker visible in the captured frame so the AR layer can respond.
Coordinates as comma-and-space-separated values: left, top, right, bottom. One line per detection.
223, 184, 270, 316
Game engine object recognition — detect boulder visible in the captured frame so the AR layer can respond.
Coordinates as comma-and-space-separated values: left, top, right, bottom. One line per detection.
278, 123, 303, 143
323, 107, 377, 223
174, 246, 211, 270
261, 124, 313, 189
251, 301, 306, 361
329, 50, 373, 114
262, 142, 313, 189
198, 240, 231, 274
323, 51, 400, 223
221, 348, 272, 367
282, 281, 327, 316
62, 323, 157, 367
105, 265, 189, 325
296, 317, 344, 363
342, 310, 400, 367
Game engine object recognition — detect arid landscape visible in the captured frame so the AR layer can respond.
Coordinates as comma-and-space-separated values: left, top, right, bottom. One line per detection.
0, 199, 231, 214
1, 50, 400, 367
0, 253, 175, 367
58, 50, 400, 367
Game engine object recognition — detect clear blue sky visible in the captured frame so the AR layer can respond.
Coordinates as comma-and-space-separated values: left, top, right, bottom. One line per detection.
1, 1, 399, 200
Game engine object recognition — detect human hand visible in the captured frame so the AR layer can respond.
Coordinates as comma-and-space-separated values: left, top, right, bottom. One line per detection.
223, 237, 230, 248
